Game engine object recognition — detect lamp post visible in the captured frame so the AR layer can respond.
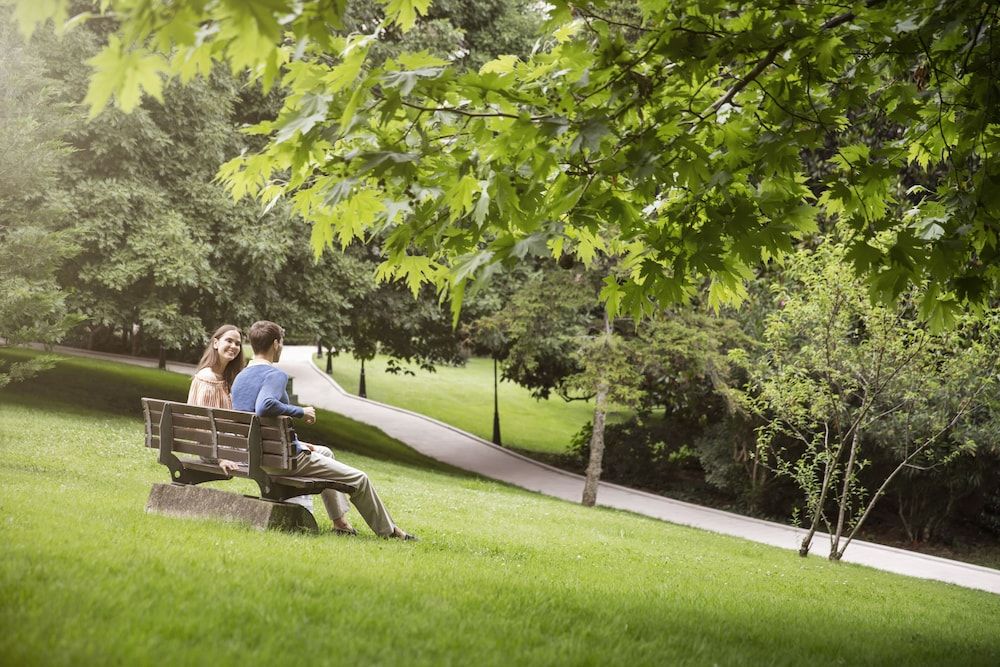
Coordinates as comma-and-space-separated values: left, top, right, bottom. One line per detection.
492, 356, 502, 446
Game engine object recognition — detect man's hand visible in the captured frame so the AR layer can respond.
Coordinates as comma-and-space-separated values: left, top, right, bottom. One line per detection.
302, 406, 317, 424
218, 459, 240, 475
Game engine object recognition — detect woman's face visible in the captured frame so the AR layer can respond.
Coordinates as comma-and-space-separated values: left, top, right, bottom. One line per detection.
213, 330, 243, 363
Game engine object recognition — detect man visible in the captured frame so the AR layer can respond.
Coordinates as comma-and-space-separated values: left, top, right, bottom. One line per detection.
232, 320, 416, 540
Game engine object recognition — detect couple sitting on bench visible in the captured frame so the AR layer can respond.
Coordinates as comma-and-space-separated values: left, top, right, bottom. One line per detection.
187, 320, 416, 541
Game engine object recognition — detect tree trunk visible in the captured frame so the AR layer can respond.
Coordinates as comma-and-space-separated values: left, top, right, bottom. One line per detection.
158, 344, 166, 370
582, 379, 609, 507
799, 425, 835, 557
131, 322, 142, 357
582, 311, 613, 507
830, 429, 861, 560
799, 462, 832, 557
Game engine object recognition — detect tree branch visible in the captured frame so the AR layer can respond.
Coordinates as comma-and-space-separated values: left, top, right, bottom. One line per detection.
399, 100, 539, 121
694, 1, 885, 127
836, 386, 983, 557
574, 6, 649, 33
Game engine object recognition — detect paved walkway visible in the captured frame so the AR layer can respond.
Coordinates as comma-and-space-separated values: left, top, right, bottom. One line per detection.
47, 344, 1000, 595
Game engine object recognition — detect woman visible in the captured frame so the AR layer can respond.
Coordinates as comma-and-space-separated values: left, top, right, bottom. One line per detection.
188, 323, 245, 410
188, 324, 246, 474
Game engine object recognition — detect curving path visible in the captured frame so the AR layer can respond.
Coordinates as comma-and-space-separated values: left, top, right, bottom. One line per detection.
46, 344, 1000, 595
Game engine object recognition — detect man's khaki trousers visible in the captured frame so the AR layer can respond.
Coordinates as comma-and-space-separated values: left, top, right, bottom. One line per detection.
267, 445, 396, 537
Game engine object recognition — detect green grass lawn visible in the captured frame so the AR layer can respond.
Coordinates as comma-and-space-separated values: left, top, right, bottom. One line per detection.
1, 349, 1000, 665
321, 353, 627, 454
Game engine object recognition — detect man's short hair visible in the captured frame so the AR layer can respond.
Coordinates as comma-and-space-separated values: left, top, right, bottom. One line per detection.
249, 320, 284, 354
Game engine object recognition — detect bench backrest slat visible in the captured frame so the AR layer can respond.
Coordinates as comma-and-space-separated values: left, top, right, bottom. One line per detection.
142, 398, 297, 473
146, 410, 286, 441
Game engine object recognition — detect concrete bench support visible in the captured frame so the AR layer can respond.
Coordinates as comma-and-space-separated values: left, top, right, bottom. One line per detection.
146, 483, 319, 533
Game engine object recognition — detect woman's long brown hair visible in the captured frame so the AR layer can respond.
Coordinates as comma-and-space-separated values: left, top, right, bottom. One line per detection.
196, 324, 245, 391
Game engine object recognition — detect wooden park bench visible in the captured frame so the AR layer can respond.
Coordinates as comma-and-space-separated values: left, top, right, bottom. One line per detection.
141, 397, 352, 531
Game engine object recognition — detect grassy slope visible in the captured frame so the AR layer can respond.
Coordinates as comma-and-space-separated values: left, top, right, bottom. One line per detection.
0, 348, 454, 473
324, 353, 627, 454
1, 350, 999, 665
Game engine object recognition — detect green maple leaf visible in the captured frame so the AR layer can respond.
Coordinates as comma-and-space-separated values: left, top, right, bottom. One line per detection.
445, 175, 479, 221
325, 46, 368, 92
600, 277, 623, 319
83, 36, 167, 117
274, 91, 332, 143
384, 0, 431, 31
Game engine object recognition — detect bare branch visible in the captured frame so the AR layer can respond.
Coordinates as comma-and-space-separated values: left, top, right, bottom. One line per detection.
836, 380, 989, 558
574, 6, 650, 33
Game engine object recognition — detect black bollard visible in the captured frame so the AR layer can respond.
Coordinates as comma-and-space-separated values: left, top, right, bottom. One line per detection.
359, 358, 367, 398
492, 357, 502, 446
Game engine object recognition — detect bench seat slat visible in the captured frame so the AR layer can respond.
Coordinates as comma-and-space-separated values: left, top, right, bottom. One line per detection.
171, 450, 290, 471
262, 454, 292, 470
272, 475, 355, 494
176, 464, 350, 493
173, 440, 250, 465
157, 445, 292, 472
170, 440, 240, 460
170, 427, 290, 454
182, 460, 250, 475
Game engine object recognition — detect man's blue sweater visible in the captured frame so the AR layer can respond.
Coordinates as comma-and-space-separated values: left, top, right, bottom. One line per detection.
231, 364, 306, 452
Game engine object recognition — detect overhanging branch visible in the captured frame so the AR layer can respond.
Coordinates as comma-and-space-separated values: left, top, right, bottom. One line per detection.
697, 1, 884, 124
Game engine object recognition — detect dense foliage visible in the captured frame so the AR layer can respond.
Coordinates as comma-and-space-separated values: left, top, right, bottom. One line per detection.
9, 8, 483, 367
565, 256, 1000, 551
732, 245, 1000, 558
15, 0, 998, 326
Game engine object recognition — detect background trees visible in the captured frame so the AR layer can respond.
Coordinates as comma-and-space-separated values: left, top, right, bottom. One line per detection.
22, 13, 468, 371
0, 13, 79, 386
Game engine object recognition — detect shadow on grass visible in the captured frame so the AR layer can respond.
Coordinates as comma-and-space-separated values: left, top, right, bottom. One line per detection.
0, 347, 468, 476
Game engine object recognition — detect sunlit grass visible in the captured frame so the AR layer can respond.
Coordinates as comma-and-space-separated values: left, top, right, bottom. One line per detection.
322, 353, 628, 454
1, 349, 999, 665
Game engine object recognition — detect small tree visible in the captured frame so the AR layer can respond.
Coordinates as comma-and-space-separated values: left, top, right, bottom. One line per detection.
731, 244, 999, 560
569, 310, 643, 506
481, 266, 642, 505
